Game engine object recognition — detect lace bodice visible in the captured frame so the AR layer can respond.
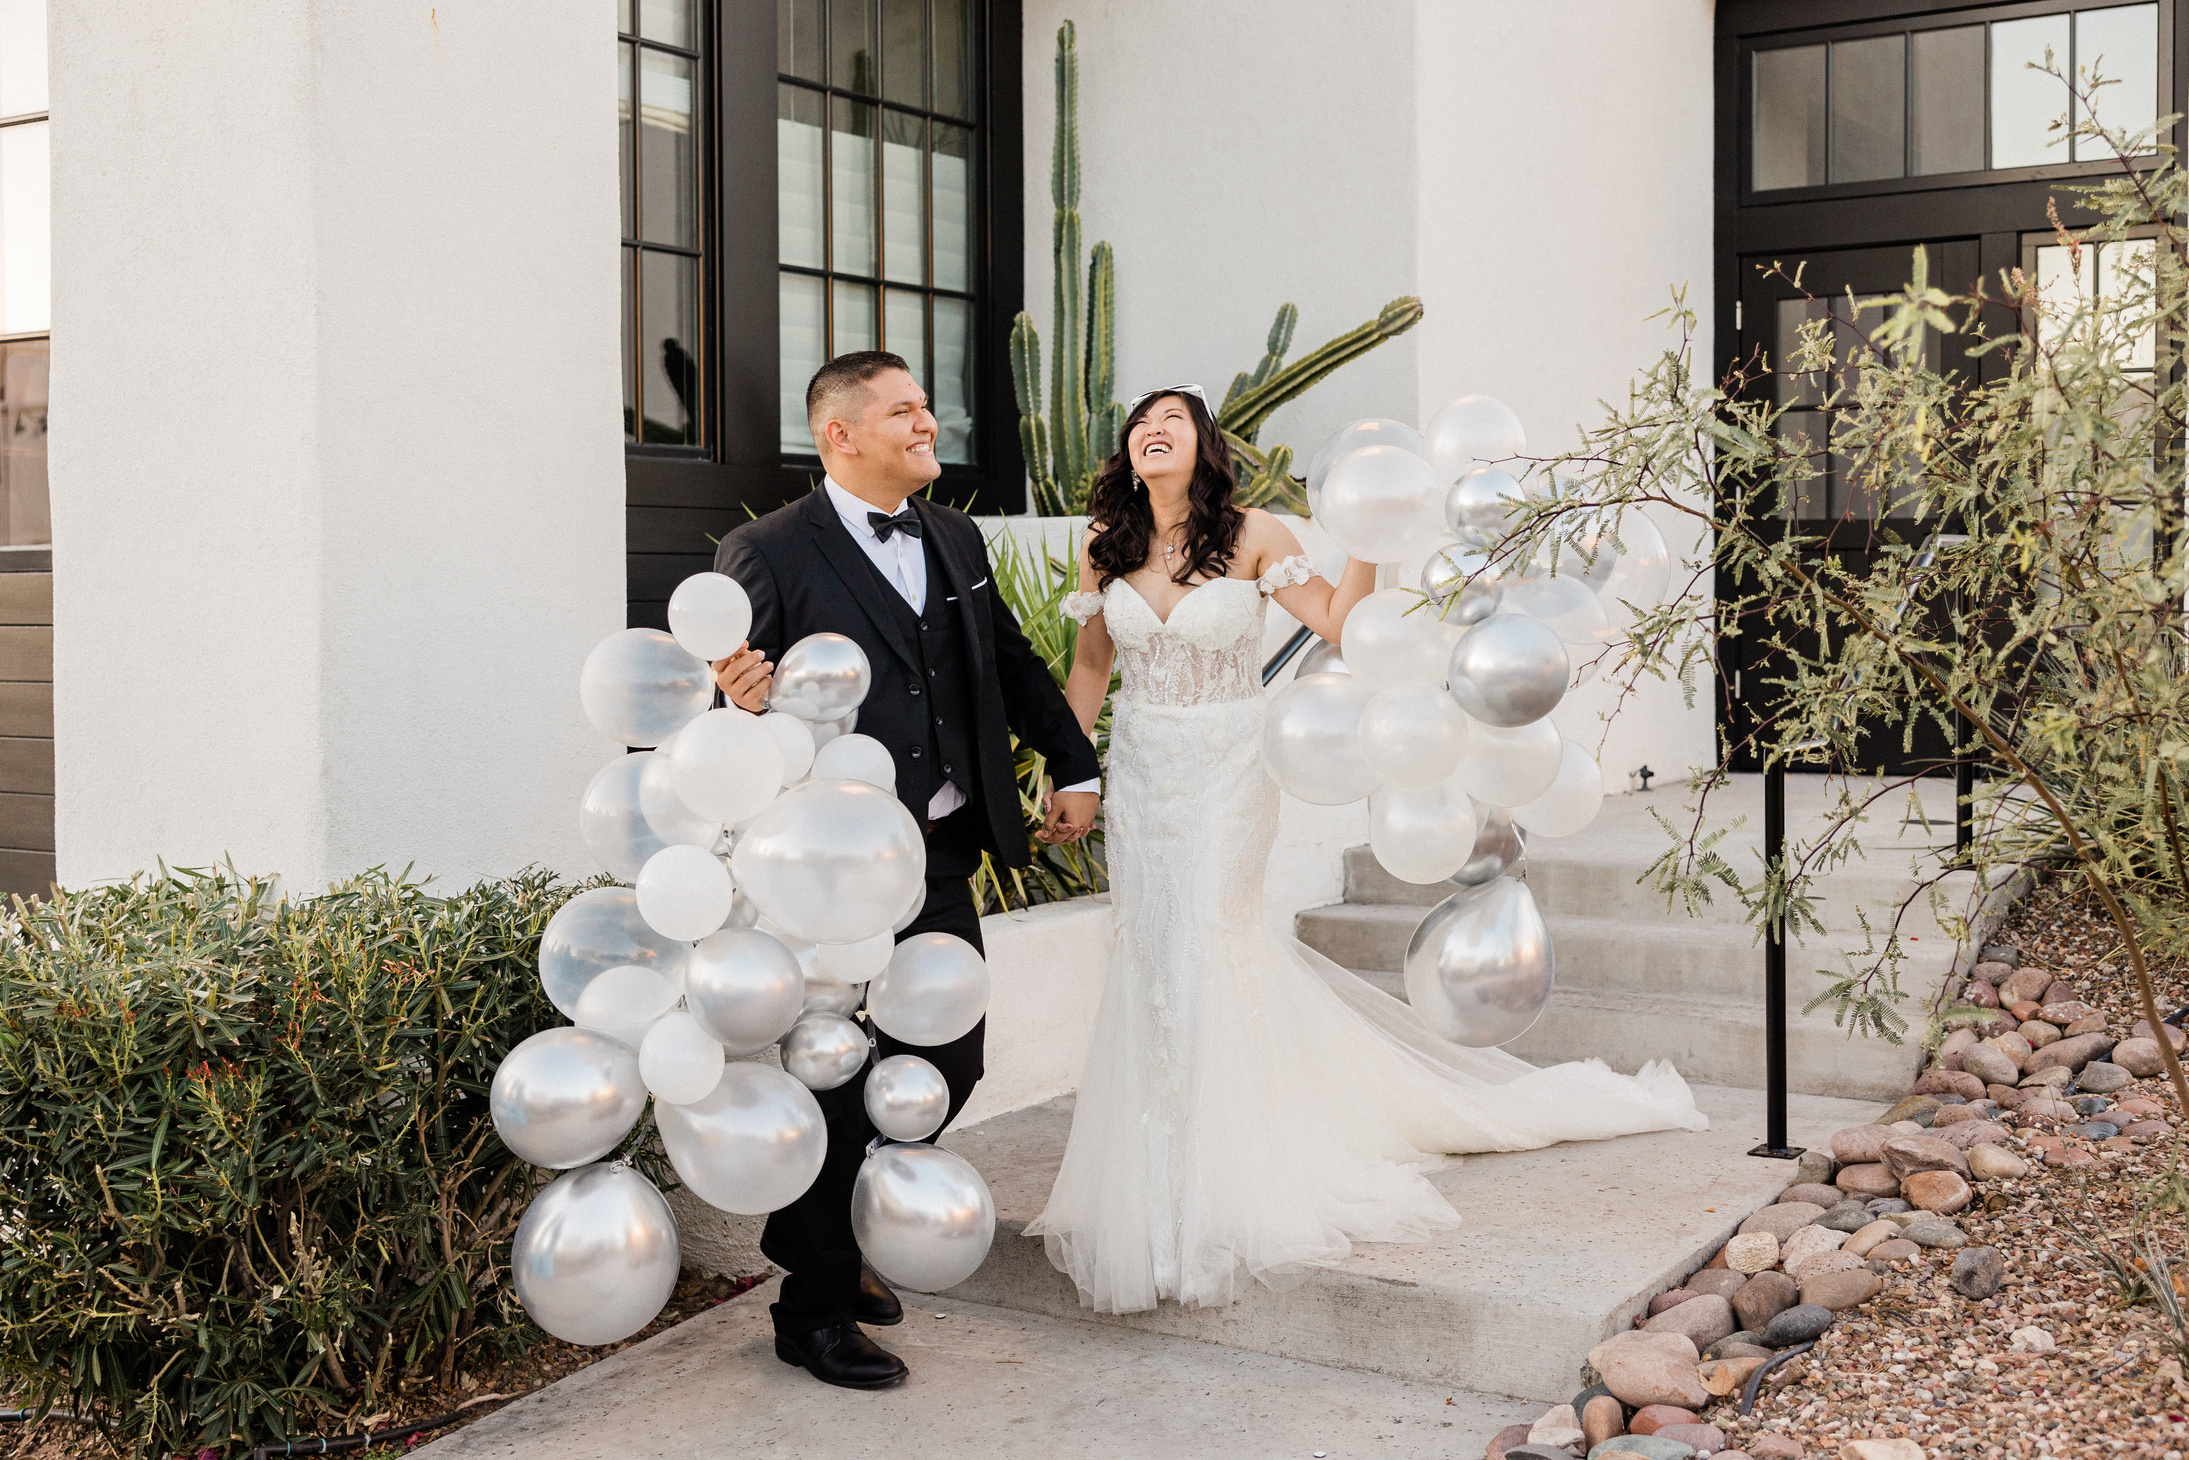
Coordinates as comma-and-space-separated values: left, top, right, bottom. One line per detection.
1063, 555, 1316, 708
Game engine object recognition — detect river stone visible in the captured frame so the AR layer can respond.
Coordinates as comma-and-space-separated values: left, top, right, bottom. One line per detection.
1876, 1094, 1942, 1127
2019, 1020, 2062, 1050
1705, 1332, 1769, 1359
1829, 1126, 1890, 1164
1699, 1356, 1766, 1397
1587, 1342, 1709, 1414
1648, 1289, 1701, 1317
2065, 1014, 2109, 1037
2079, 1120, 2121, 1140
1794, 1149, 1836, 1186
1949, 1245, 2006, 1299
1834, 1163, 1900, 1199
1759, 1303, 1835, 1346
1629, 1406, 1699, 1436
1790, 1249, 1864, 1284
1645, 1293, 1734, 1351
1911, 1068, 1985, 1101
1930, 1104, 1984, 1127
1687, 1268, 1748, 1300
2018, 1067, 2074, 1093
1966, 1144, 2028, 1180
1723, 1232, 1779, 1274
1986, 1030, 2034, 1064
2039, 998, 2095, 1025
1731, 1270, 1797, 1332
1816, 1201, 1872, 1233
1751, 1439, 1805, 1460
2129, 1019, 2188, 1049
1507, 1445, 1583, 1460
1655, 1426, 1726, 1456
1864, 1197, 1911, 1215
1958, 1044, 2020, 1087
1904, 1170, 1972, 1214
1938, 1028, 1979, 1062
2078, 1061, 2132, 1093
1881, 1133, 1969, 1179
2000, 966, 2053, 1005
1902, 1218, 1967, 1249
1582, 1395, 1626, 1452
1842, 1219, 1900, 1257
2112, 1038, 2168, 1077
1962, 980, 2001, 1011
1738, 1203, 1825, 1242
1866, 1238, 1919, 1265
1938, 1119, 2010, 1151
1589, 1440, 1696, 1460
1799, 1266, 1882, 1311
1778, 1183, 1843, 1208
2124, 1119, 2172, 1138
1978, 944, 2019, 967
1529, 1403, 1586, 1450
1779, 1224, 1846, 1272
2026, 1031, 2117, 1074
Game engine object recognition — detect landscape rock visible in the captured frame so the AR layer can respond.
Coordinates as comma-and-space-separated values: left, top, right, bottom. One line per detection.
1590, 1339, 1708, 1410
1686, 1268, 1747, 1300
1999, 966, 2053, 1004
1834, 1164, 1900, 1199
1759, 1303, 1835, 1346
1723, 1233, 1779, 1274
2025, 1031, 2116, 1073
1937, 1028, 1979, 1061
1589, 1440, 1695, 1460
2039, 999, 2095, 1025
1950, 1245, 2006, 1299
1863, 1198, 1911, 1216
1790, 1249, 1864, 1283
2077, 1120, 2121, 1140
2018, 1066, 2074, 1092
1966, 1145, 2028, 1181
1793, 1149, 1835, 1186
1829, 1125, 1892, 1164
1799, 1267, 1882, 1311
1902, 1219, 1968, 1249
1881, 1133, 1969, 1179
2115, 1096, 2166, 1115
1778, 1224, 1846, 1272
1839, 1442, 1924, 1460
1866, 1238, 1919, 1264
2128, 1019, 2187, 1050
1654, 1426, 1726, 1456
1698, 1359, 1764, 1398
2009, 1325, 2054, 1352
1904, 1169, 1973, 1213
1928, 1104, 1985, 1128
1936, 1120, 2010, 1151
1977, 944, 2019, 969
1842, 1219, 1900, 1257
1530, 1404, 1584, 1449
1507, 1445, 1584, 1460
2122, 1119, 2172, 1138
2076, 1061, 2131, 1093
1704, 1333, 1769, 1359
1629, 1407, 1698, 1436
1489, 1422, 1534, 1460
1987, 1083, 2030, 1108
1648, 1289, 1700, 1317
2019, 1097, 2077, 1122
1911, 1068, 1985, 1100
1958, 1044, 2020, 1087
1778, 1183, 1842, 1208
1985, 1030, 2034, 1064
1644, 1293, 1734, 1351
2019, 1019, 2062, 1050
1876, 1095, 1941, 1126
1749, 1439, 1804, 1460
1731, 1270, 1797, 1332
1738, 1203, 1825, 1243
1582, 1395, 1626, 1451
2064, 1014, 2109, 1037
1816, 1201, 1872, 1233
1961, 981, 2001, 1011
2113, 1038, 2169, 1077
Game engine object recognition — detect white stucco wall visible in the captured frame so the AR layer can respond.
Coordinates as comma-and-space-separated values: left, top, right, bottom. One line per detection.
48, 1, 625, 892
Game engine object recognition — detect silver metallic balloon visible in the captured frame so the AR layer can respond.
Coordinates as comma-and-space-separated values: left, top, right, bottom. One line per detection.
864, 1053, 951, 1142
579, 628, 714, 748
1403, 876, 1555, 1048
867, 932, 990, 1046
781, 1011, 871, 1090
655, 1062, 828, 1214
538, 887, 690, 1022
1420, 544, 1505, 628
731, 779, 927, 944
1445, 613, 1569, 728
1449, 806, 1526, 886
1442, 467, 1527, 539
1293, 637, 1349, 677
491, 1027, 649, 1169
768, 633, 872, 722
683, 927, 805, 1054
511, 1162, 680, 1345
850, 1143, 996, 1293
802, 974, 865, 1017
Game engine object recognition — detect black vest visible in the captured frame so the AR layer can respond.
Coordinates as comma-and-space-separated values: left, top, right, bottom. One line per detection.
858, 535, 984, 868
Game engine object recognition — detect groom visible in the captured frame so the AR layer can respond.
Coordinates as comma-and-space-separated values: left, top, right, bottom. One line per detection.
710, 351, 1101, 1389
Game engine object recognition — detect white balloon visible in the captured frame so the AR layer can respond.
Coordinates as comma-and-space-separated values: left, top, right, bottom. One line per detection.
892, 879, 927, 933
1342, 589, 1459, 687
1259, 671, 1381, 805
573, 962, 683, 1050
1368, 782, 1482, 884
1500, 569, 1613, 647
1358, 681, 1469, 788
731, 779, 927, 945
813, 930, 895, 981
580, 628, 714, 748
1510, 739, 1606, 838
764, 712, 817, 782
1304, 419, 1425, 506
635, 844, 737, 941
1452, 718, 1564, 808
868, 932, 990, 1046
668, 708, 787, 824
809, 711, 858, 749
1424, 394, 1526, 482
538, 887, 690, 1021
1571, 509, 1674, 636
637, 749, 720, 851
1318, 445, 1443, 564
666, 572, 755, 662
639, 1009, 727, 1106
810, 732, 897, 794
684, 927, 805, 1054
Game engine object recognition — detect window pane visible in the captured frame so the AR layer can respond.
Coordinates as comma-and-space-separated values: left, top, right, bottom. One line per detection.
619, 0, 633, 34
1775, 410, 1827, 520
933, 0, 972, 119
2098, 239, 2157, 371
932, 121, 971, 291
622, 248, 639, 442
0, 120, 49, 335
640, 0, 691, 49
833, 278, 876, 355
881, 110, 925, 284
1830, 35, 1904, 183
639, 50, 698, 248
2075, 4, 2158, 159
0, 0, 47, 119
781, 273, 825, 453
1753, 45, 1826, 190
1991, 15, 2072, 167
779, 0, 823, 81
619, 41, 636, 240
881, 0, 925, 107
0, 340, 47, 547
778, 84, 825, 267
831, 96, 876, 277
2033, 240, 2094, 347
1775, 297, 1830, 408
831, 0, 876, 94
934, 295, 973, 464
1911, 26, 1985, 176
641, 250, 701, 445
883, 288, 927, 378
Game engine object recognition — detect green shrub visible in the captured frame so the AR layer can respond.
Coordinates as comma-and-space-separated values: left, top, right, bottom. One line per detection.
0, 865, 585, 1458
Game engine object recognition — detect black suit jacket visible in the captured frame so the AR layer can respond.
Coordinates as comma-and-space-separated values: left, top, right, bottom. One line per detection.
713, 489, 1099, 871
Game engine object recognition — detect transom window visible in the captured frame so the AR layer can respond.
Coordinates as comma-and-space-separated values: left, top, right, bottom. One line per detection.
620, 0, 706, 448
776, 0, 980, 462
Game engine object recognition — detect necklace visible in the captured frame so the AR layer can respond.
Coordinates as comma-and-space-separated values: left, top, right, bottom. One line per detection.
1160, 525, 1183, 560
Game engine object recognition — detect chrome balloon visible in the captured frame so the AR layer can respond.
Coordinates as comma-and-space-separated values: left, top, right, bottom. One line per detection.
768, 633, 872, 722
1419, 544, 1504, 628
654, 1063, 828, 1215
781, 1011, 870, 1090
1293, 637, 1349, 677
683, 927, 805, 1055
1445, 613, 1569, 728
1403, 876, 1555, 1048
491, 1027, 649, 1169
850, 1143, 996, 1293
510, 1162, 680, 1345
731, 779, 927, 945
1449, 806, 1526, 886
538, 887, 690, 1022
579, 628, 714, 748
801, 974, 865, 1018
1442, 466, 1527, 539
1259, 671, 1381, 805
867, 932, 990, 1046
864, 1053, 951, 1142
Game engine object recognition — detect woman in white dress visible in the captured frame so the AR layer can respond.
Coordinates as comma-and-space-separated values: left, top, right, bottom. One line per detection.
1025, 386, 1707, 1314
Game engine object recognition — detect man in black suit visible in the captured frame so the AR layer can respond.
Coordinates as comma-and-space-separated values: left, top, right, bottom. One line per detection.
710, 351, 1100, 1389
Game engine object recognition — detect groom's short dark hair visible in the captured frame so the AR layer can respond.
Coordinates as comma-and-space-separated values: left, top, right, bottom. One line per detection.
806, 351, 913, 428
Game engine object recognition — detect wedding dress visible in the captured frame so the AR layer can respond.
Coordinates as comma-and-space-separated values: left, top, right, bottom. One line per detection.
1024, 556, 1707, 1314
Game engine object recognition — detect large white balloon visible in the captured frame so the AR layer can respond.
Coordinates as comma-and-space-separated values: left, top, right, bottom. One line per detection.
511, 1162, 681, 1346
813, 929, 895, 981
731, 779, 927, 944
1358, 681, 1469, 788
669, 708, 787, 824
1403, 875, 1555, 1048
1368, 782, 1482, 884
1510, 739, 1606, 838
867, 932, 990, 1046
769, 634, 872, 722
1446, 614, 1568, 728
1259, 671, 1381, 805
635, 843, 738, 942
780, 1011, 871, 1090
1452, 718, 1564, 808
810, 732, 897, 794
572, 962, 683, 1049
1318, 445, 1442, 564
636, 750, 720, 850
639, 1010, 727, 1106
539, 887, 690, 1021
580, 628, 714, 748
764, 711, 817, 783
655, 1063, 827, 1215
491, 1027, 648, 1169
1424, 395, 1526, 483
864, 1054, 952, 1142
666, 572, 754, 662
683, 927, 805, 1054
578, 755, 676, 883
851, 1144, 996, 1293
1304, 419, 1425, 506
1342, 589, 1459, 688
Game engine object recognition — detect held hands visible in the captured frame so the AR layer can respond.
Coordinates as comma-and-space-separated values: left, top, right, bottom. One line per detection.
1039, 787, 1100, 845
712, 642, 772, 712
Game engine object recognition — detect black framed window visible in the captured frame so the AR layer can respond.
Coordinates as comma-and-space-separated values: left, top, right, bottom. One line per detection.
0, 0, 50, 549
620, 0, 707, 449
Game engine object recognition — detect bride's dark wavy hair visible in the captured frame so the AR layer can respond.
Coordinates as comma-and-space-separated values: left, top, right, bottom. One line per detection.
1086, 391, 1243, 589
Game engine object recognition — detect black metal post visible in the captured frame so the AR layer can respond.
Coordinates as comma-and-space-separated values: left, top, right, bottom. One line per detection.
1750, 762, 1803, 1159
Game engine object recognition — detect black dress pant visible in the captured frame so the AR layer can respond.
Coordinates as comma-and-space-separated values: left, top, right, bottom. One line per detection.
761, 844, 987, 1334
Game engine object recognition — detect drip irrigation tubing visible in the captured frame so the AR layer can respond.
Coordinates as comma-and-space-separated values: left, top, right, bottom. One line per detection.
1738, 1339, 1817, 1417
248, 1392, 528, 1460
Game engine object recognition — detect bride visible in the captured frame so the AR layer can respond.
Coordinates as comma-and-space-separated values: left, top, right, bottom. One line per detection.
1025, 385, 1707, 1314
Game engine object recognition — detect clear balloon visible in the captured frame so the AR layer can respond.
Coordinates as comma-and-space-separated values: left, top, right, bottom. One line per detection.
539, 887, 690, 1022
1424, 394, 1526, 483
1446, 613, 1568, 728
1318, 445, 1442, 564
491, 1027, 648, 1169
1420, 545, 1504, 628
864, 1053, 951, 1142
1452, 717, 1563, 807
1571, 509, 1673, 633
511, 1162, 681, 1346
1259, 672, 1381, 805
1368, 782, 1481, 884
769, 633, 872, 722
654, 1063, 828, 1215
764, 711, 817, 783
1358, 681, 1469, 788
577, 755, 673, 883
1510, 739, 1606, 838
669, 708, 787, 824
813, 930, 894, 981
637, 750, 720, 851
580, 628, 714, 748
1443, 467, 1527, 540
1500, 568, 1612, 647
867, 932, 990, 1046
850, 1144, 996, 1293
1303, 418, 1425, 507
1293, 637, 1349, 677
638, 1010, 726, 1105
683, 927, 805, 1054
1342, 589, 1459, 688
810, 732, 897, 794
730, 779, 927, 945
666, 572, 754, 663
1403, 876, 1555, 1047
572, 962, 682, 1049
809, 710, 858, 749
635, 843, 737, 942
780, 1011, 871, 1090
1450, 805, 1526, 886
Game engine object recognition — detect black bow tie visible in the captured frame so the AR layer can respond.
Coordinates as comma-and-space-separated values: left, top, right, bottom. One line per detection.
867, 508, 923, 542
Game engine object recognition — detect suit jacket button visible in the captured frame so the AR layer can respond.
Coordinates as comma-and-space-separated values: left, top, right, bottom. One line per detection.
910, 748, 922, 758
909, 686, 921, 696
942, 764, 952, 775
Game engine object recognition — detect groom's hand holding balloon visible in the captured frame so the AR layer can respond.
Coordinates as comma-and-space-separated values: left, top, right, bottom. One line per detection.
711, 643, 773, 712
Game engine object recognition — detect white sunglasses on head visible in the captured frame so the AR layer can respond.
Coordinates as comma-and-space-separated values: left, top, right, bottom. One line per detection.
1124, 384, 1214, 420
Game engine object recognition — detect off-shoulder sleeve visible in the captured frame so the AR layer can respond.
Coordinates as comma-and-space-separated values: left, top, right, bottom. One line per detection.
1062, 589, 1106, 625
1255, 553, 1317, 595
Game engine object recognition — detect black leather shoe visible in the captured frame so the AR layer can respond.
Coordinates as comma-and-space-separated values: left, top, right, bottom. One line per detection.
855, 1262, 903, 1326
774, 1323, 909, 1389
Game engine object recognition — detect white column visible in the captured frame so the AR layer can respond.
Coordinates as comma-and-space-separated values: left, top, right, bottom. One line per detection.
48, 1, 625, 891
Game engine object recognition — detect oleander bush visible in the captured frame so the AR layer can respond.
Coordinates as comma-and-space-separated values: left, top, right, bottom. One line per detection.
0, 865, 584, 1458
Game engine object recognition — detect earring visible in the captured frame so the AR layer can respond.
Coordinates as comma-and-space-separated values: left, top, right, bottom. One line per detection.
1131, 475, 1146, 493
